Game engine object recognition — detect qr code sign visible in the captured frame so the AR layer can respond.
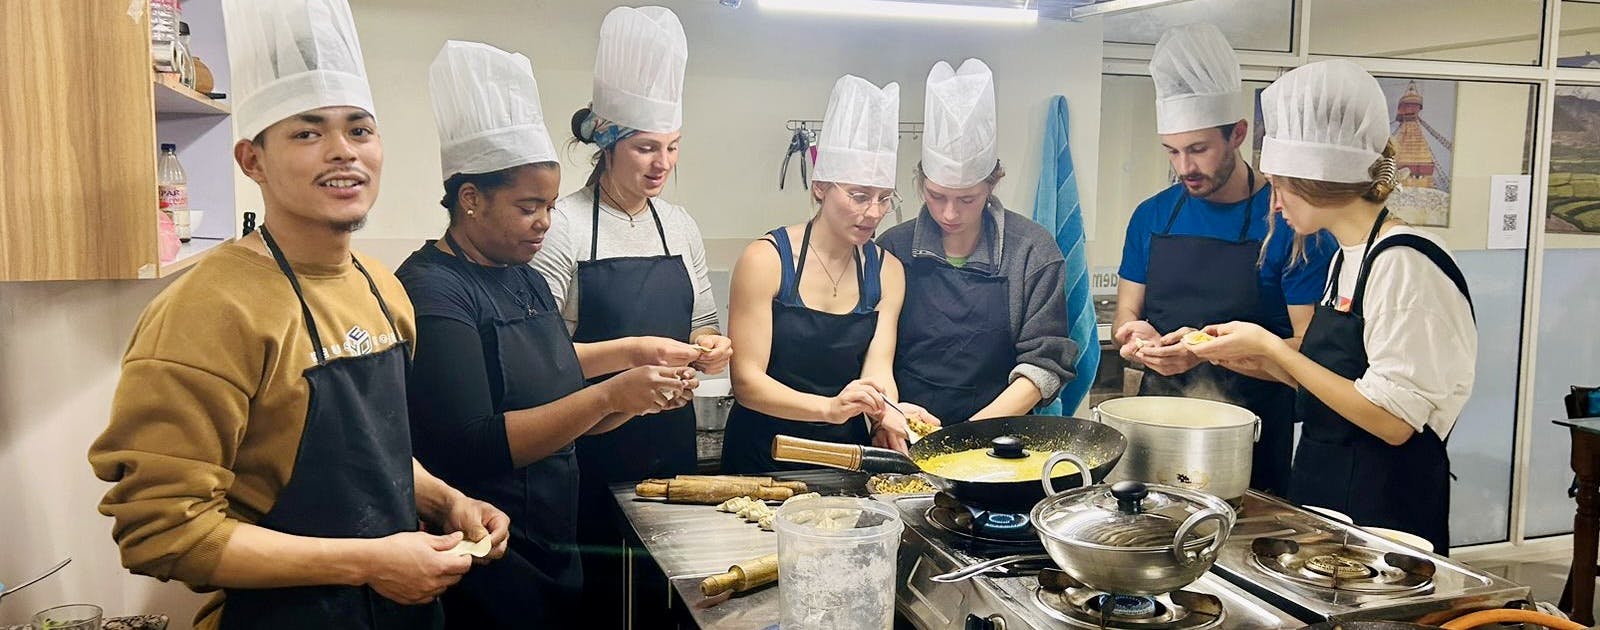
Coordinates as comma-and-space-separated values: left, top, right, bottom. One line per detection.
1504, 183, 1520, 203
1502, 214, 1519, 232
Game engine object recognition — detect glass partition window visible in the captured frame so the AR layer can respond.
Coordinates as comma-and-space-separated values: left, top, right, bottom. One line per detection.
1309, 0, 1546, 66
1103, 0, 1294, 52
1097, 74, 1536, 545
1530, 83, 1600, 537
1558, 1, 1600, 68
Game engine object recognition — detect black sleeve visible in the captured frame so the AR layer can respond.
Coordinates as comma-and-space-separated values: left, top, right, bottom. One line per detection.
408, 315, 513, 480
398, 256, 516, 481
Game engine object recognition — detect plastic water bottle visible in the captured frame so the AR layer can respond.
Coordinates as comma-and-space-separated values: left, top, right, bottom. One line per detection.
158, 144, 191, 243
151, 0, 182, 74
151, 0, 181, 48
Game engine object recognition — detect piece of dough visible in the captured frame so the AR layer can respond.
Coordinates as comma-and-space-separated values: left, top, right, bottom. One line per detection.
449, 536, 492, 558
783, 492, 820, 504
1183, 331, 1215, 346
717, 496, 758, 513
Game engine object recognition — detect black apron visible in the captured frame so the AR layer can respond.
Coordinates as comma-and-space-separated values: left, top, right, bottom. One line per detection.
427, 234, 586, 627
570, 186, 697, 626
894, 209, 1014, 425
220, 227, 440, 630
1138, 171, 1297, 497
1289, 210, 1472, 556
722, 222, 880, 474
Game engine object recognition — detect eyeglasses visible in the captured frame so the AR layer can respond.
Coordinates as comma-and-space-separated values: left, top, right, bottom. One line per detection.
841, 189, 900, 213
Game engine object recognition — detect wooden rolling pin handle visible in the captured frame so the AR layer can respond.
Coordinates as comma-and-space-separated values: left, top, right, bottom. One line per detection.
771, 435, 864, 471
701, 553, 781, 597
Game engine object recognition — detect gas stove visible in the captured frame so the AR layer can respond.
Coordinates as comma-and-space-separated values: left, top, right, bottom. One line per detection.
884, 493, 1302, 629
1209, 491, 1531, 624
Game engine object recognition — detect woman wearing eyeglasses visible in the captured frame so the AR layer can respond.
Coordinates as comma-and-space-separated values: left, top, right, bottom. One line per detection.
722, 75, 927, 472
878, 59, 1076, 428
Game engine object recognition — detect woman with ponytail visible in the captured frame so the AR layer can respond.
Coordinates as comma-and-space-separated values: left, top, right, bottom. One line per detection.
528, 7, 730, 624
1191, 60, 1475, 555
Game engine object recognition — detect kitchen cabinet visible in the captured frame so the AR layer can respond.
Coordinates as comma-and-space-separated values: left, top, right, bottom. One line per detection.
0, 0, 237, 281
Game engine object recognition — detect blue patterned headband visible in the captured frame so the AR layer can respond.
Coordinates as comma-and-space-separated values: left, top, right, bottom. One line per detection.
581, 109, 638, 150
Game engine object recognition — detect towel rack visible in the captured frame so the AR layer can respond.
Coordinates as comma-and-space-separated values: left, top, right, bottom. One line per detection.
786, 119, 923, 139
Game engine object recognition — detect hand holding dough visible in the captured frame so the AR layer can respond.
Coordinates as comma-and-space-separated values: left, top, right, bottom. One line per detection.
449, 535, 492, 558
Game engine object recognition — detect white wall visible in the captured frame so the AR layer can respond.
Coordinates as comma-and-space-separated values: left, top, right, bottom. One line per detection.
340, 0, 1103, 269
0, 280, 208, 627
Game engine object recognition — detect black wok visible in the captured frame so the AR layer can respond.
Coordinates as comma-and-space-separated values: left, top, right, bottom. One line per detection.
771, 415, 1126, 512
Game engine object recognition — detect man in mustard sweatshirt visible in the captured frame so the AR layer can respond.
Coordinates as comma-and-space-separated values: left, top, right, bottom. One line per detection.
88, 2, 507, 629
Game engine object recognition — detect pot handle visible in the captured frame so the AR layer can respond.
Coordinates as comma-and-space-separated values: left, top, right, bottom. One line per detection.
1091, 407, 1103, 423
1172, 507, 1229, 566
930, 554, 1053, 583
1039, 452, 1094, 497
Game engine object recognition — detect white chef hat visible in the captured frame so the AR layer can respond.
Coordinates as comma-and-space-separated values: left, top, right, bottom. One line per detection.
922, 59, 998, 189
812, 75, 900, 190
429, 41, 556, 180
1259, 60, 1390, 184
591, 6, 688, 134
1149, 23, 1242, 135
223, 0, 375, 141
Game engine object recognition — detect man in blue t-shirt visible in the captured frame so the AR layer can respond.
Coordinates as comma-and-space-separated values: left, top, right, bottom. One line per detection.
1113, 24, 1335, 497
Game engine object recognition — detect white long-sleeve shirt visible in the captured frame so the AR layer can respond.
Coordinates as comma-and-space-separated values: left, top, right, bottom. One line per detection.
1329, 226, 1476, 438
532, 186, 719, 334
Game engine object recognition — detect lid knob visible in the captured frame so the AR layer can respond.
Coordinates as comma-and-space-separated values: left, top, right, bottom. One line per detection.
988, 436, 1027, 459
1111, 480, 1148, 514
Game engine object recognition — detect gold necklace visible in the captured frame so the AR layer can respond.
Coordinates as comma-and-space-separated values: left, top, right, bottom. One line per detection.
808, 249, 853, 297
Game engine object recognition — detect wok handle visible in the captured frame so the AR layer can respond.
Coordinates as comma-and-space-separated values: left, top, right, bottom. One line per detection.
771, 435, 922, 474
1173, 507, 1230, 566
1039, 452, 1094, 497
772, 435, 864, 471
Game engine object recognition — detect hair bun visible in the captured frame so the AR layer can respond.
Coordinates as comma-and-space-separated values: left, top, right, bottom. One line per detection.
571, 107, 596, 144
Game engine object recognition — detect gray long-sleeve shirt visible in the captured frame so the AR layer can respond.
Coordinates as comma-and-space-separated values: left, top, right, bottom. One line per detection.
877, 198, 1077, 401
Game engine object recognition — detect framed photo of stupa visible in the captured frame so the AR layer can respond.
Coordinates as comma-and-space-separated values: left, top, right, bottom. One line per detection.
1379, 78, 1457, 228
1547, 85, 1600, 234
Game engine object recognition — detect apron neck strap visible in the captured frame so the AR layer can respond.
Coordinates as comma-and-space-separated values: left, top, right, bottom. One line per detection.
590, 183, 671, 261
442, 230, 512, 320
797, 219, 864, 290
1321, 207, 1392, 308
260, 225, 400, 366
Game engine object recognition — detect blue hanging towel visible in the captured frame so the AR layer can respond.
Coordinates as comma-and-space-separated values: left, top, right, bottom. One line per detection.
1032, 95, 1098, 415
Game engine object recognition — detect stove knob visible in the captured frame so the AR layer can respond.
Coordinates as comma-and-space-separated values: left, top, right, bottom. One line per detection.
964, 614, 1006, 630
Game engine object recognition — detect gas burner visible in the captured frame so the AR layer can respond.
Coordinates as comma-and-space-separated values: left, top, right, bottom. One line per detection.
1304, 553, 1376, 580
1034, 569, 1224, 630
1249, 537, 1434, 594
1094, 594, 1162, 618
926, 492, 1038, 543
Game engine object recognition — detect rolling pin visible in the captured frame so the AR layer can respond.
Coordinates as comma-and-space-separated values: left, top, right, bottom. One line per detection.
635, 478, 795, 503
642, 475, 810, 494
700, 553, 779, 597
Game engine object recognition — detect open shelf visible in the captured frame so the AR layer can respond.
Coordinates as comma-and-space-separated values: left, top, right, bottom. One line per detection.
153, 73, 229, 117
156, 237, 233, 278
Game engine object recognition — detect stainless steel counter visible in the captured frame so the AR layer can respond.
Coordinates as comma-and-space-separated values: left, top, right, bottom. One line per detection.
611, 469, 873, 629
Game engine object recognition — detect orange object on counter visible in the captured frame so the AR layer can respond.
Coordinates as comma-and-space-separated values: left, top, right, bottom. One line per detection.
1438, 609, 1585, 630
